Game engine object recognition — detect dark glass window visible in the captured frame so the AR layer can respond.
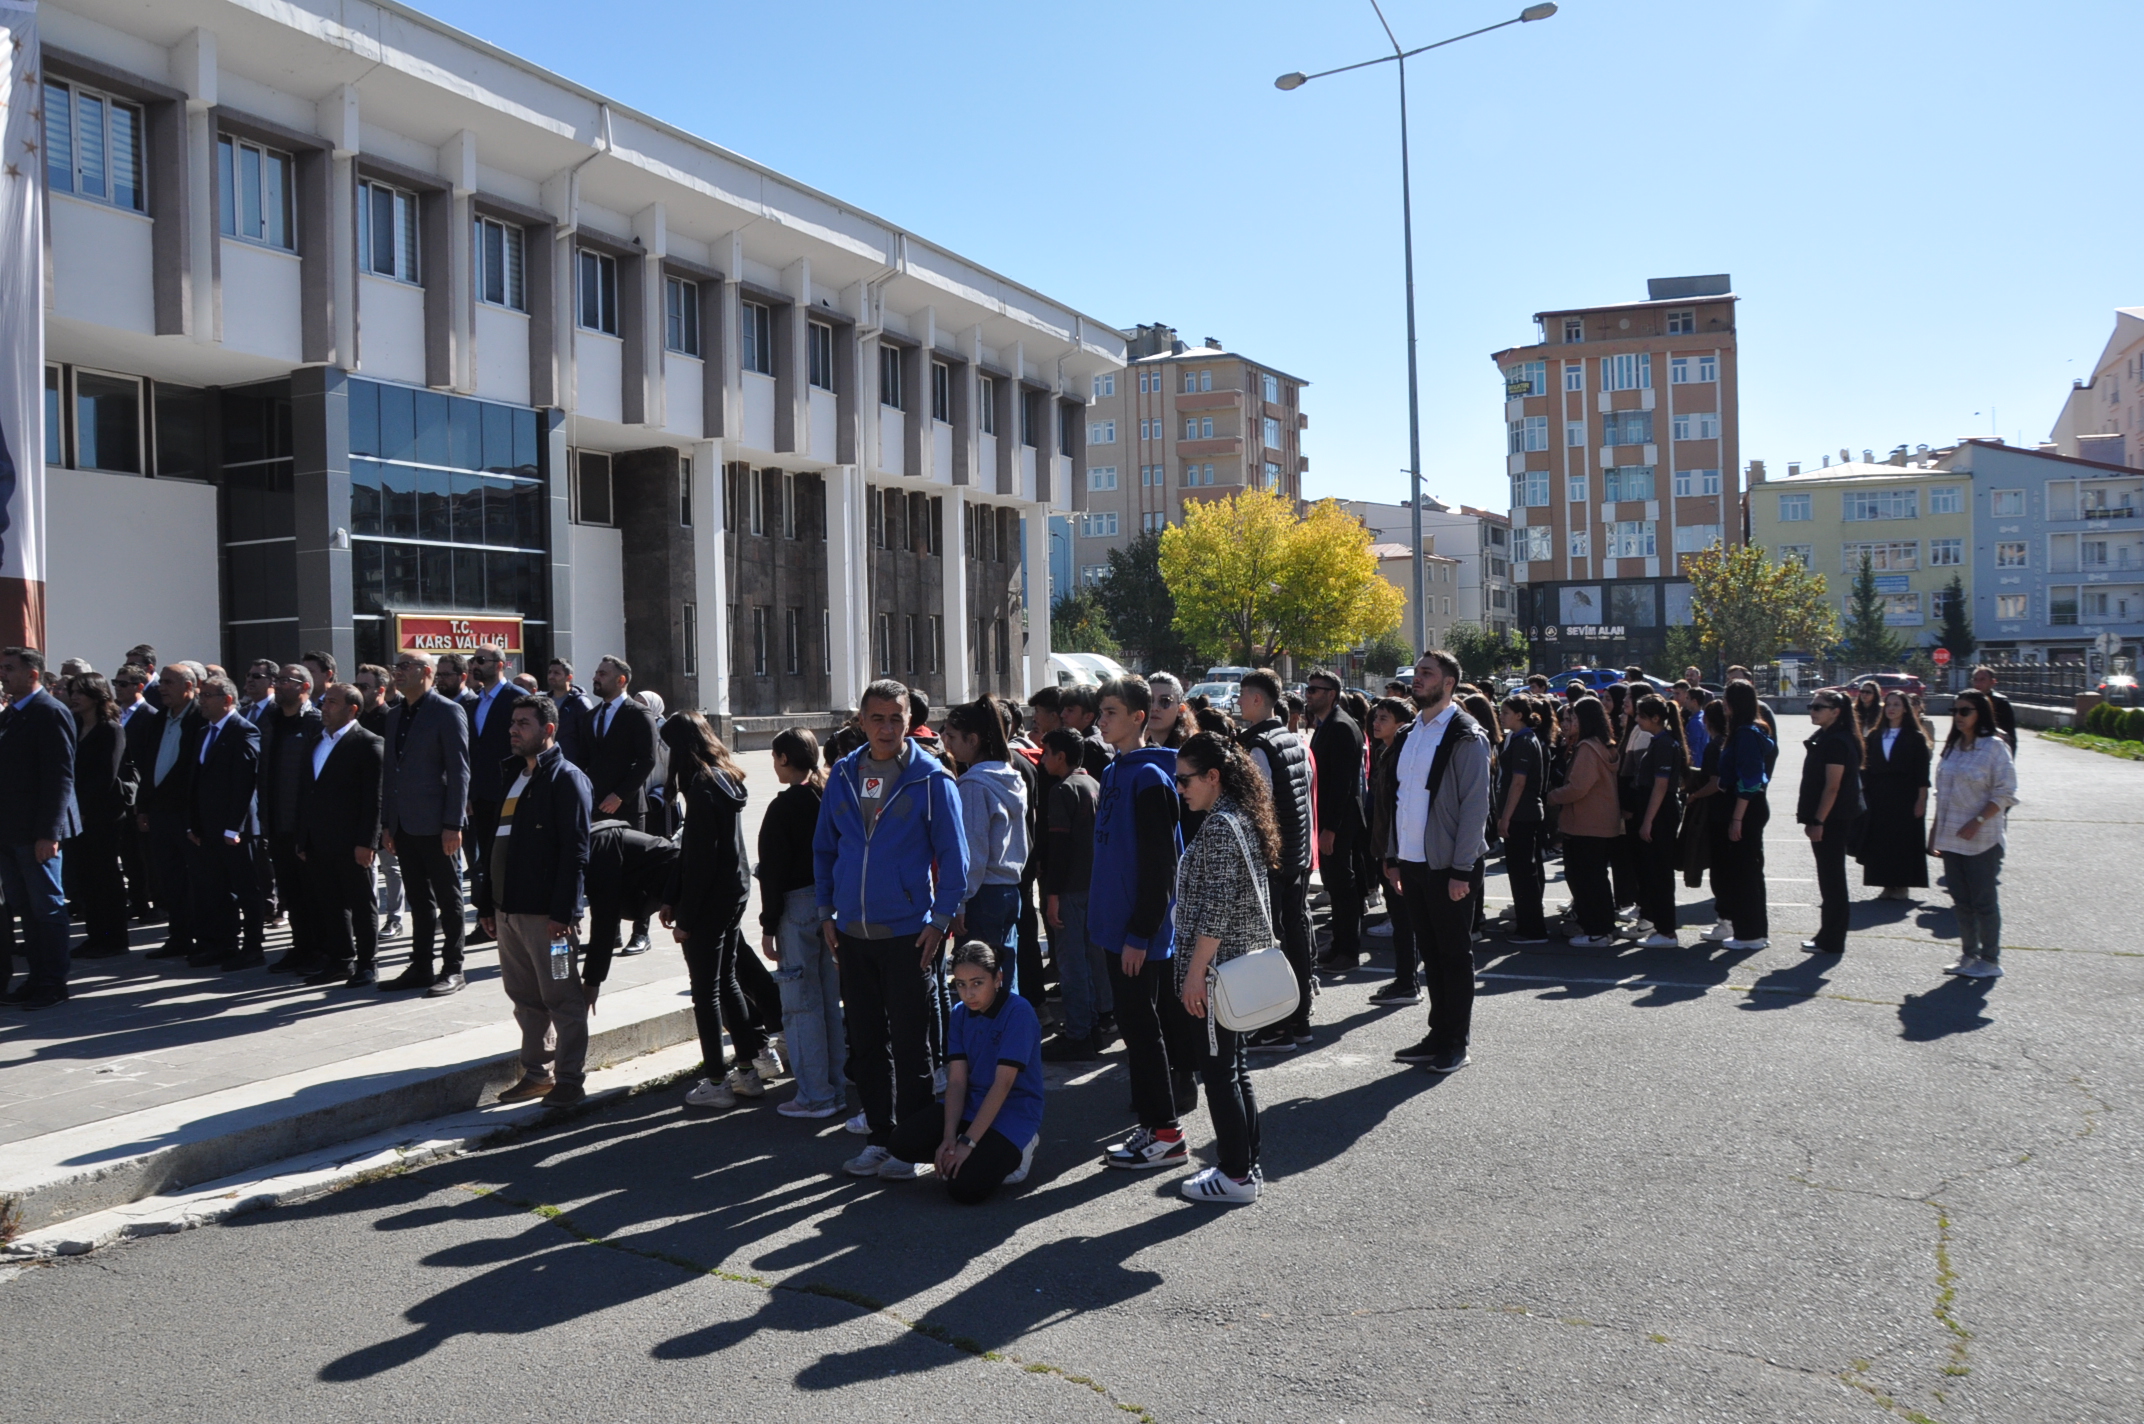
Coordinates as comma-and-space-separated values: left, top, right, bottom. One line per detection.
153, 383, 208, 479
347, 377, 380, 457
75, 371, 142, 473
413, 390, 450, 466
448, 398, 482, 471
376, 383, 416, 463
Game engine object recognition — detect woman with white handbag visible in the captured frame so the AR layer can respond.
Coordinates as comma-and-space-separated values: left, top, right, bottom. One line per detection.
1172, 732, 1287, 1205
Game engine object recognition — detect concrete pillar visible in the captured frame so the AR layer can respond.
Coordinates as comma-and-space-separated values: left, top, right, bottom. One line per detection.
439, 130, 478, 393
692, 440, 729, 718
631, 202, 666, 428
173, 29, 217, 344
543, 410, 574, 671
824, 464, 866, 710
942, 487, 971, 704
1024, 498, 1051, 698
316, 85, 359, 369
290, 367, 354, 675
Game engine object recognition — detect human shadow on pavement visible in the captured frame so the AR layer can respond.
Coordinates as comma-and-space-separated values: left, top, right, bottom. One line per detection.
1736, 953, 1836, 1011
1895, 979, 1995, 1041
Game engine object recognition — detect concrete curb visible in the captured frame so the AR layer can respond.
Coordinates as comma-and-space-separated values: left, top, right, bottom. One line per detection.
0, 974, 700, 1234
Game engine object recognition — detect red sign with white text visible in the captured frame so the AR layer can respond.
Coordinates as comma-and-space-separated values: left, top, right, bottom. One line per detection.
395, 614, 524, 656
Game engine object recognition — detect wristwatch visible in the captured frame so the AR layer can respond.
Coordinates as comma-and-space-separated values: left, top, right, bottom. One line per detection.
955, 1133, 975, 1148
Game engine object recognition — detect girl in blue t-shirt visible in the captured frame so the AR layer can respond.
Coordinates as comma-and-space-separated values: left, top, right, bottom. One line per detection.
883, 941, 1044, 1202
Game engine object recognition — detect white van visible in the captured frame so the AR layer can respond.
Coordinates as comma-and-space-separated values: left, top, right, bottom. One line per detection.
1047, 653, 1101, 688
1064, 652, 1131, 683
1206, 665, 1256, 684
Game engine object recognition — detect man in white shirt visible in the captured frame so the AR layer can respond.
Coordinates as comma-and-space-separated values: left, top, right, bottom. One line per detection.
462, 645, 518, 947
296, 685, 385, 986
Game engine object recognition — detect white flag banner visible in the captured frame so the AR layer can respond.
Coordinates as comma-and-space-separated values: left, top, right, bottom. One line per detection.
0, 0, 42, 647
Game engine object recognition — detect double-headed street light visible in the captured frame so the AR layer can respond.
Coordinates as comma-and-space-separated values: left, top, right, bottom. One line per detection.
1278, 2, 1557, 658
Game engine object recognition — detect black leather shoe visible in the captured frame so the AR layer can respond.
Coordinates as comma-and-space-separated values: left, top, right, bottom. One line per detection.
220, 951, 267, 972
303, 963, 353, 986
74, 939, 129, 959
144, 941, 194, 960
545, 1083, 587, 1108
379, 966, 436, 992
186, 950, 227, 968
269, 954, 318, 975
1800, 940, 1843, 954
619, 931, 653, 957
424, 972, 466, 997
1, 985, 67, 1009
464, 928, 495, 947
345, 966, 379, 988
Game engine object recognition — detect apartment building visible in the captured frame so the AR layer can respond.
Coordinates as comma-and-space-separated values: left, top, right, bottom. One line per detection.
1492, 275, 1742, 670
32, 0, 1120, 729
1369, 543, 1463, 653
1339, 498, 1514, 638
2048, 307, 2144, 469
1746, 455, 1974, 648
1070, 324, 1308, 581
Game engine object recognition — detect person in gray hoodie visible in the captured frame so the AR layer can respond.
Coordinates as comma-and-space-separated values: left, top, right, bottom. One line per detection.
943, 695, 1030, 992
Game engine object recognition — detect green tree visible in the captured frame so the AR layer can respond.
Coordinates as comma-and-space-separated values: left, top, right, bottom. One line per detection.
1837, 550, 1909, 667
1094, 531, 1196, 671
1049, 588, 1117, 655
1359, 630, 1414, 680
1682, 542, 1839, 670
1445, 623, 1530, 683
1933, 574, 1976, 664
1661, 625, 1709, 679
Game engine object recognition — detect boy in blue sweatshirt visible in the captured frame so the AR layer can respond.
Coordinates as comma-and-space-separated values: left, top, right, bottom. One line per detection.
814, 679, 971, 1179
1089, 675, 1188, 1170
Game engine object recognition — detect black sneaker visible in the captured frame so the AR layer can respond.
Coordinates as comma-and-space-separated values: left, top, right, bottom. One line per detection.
1426, 1049, 1471, 1075
1041, 1033, 1099, 1062
1245, 1025, 1296, 1053
1392, 1037, 1440, 1065
1368, 981, 1421, 1006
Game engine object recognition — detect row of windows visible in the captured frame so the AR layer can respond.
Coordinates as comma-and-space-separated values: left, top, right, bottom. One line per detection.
870, 613, 946, 677
46, 81, 143, 213
743, 606, 834, 678
1776, 486, 1969, 522
1559, 310, 1700, 343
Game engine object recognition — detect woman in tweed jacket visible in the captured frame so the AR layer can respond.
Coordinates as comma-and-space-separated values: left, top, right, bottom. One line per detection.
1172, 731, 1281, 1204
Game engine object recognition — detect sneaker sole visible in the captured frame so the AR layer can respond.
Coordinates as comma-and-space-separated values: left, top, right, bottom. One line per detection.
1425, 1058, 1471, 1075
1105, 1151, 1188, 1171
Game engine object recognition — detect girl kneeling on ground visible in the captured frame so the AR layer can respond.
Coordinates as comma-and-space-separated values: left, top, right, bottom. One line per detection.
886, 941, 1044, 1203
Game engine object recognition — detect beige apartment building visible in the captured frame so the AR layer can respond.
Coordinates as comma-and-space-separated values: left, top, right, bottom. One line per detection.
1491, 275, 1743, 670
2049, 307, 2144, 468
1070, 324, 1309, 583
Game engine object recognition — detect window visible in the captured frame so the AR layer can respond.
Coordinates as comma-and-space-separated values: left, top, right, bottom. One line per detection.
742, 301, 773, 376
1669, 357, 1691, 385
681, 458, 694, 527
43, 366, 60, 466
1088, 465, 1117, 491
357, 179, 422, 283
1673, 523, 1722, 554
1200, 371, 1212, 392
1841, 540, 1917, 572
664, 276, 701, 356
1990, 489, 2025, 516
1566, 421, 1586, 449
1995, 541, 2028, 568
1929, 485, 1963, 515
1673, 467, 1722, 497
1143, 511, 1167, 532
681, 603, 698, 677
1185, 416, 1214, 440
1602, 466, 1655, 502
1778, 492, 1812, 522
926, 495, 943, 556
1603, 410, 1653, 445
1090, 420, 1117, 444
904, 614, 917, 673
978, 376, 996, 434
798, 322, 831, 392
1093, 373, 1116, 399
1569, 528, 1591, 559
822, 610, 832, 673
1080, 563, 1107, 586
874, 613, 892, 674
73, 370, 142, 474
575, 250, 617, 334
1511, 470, 1550, 507
1671, 411, 1720, 441
1183, 462, 1219, 486
1666, 309, 1695, 335
1603, 352, 1651, 391
930, 360, 950, 420
1262, 373, 1279, 403
928, 614, 943, 672
1082, 511, 1118, 538
880, 345, 904, 410
1517, 526, 1552, 562
1844, 488, 1917, 521
1608, 520, 1658, 558
473, 216, 525, 310
573, 451, 612, 526
1932, 586, 1958, 621
2082, 538, 2110, 567
1567, 474, 1588, 503
216, 136, 292, 250
748, 467, 766, 536
1263, 416, 1283, 450
747, 607, 769, 677
1996, 594, 2028, 621
1502, 360, 1547, 397
782, 472, 798, 538
1563, 318, 1584, 343
1508, 416, 1549, 453
784, 607, 801, 675
1778, 544, 1812, 567
1263, 461, 1281, 489
48, 82, 144, 213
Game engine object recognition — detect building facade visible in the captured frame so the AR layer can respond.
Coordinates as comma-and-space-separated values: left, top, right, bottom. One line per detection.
1339, 498, 1514, 639
1492, 275, 1743, 670
35, 0, 1121, 729
1368, 543, 1462, 655
2048, 307, 2144, 469
1070, 324, 1308, 581
1746, 457, 1975, 649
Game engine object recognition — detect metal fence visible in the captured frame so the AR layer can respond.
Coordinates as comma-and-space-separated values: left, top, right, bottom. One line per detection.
1972, 661, 2090, 706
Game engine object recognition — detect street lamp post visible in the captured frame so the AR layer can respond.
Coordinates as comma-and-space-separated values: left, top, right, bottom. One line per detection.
1278, 2, 1557, 658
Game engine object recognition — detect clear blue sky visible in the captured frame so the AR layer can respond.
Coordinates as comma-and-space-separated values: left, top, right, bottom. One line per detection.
421, 0, 2143, 512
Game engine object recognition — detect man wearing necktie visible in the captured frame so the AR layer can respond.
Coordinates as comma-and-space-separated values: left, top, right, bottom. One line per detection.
0, 647, 82, 1008
461, 645, 518, 948
185, 675, 266, 971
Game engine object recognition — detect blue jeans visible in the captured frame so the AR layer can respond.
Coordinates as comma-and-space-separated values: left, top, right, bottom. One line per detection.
963, 882, 1023, 991
773, 887, 846, 1111
1941, 845, 2003, 962
1049, 890, 1103, 1039
0, 841, 70, 993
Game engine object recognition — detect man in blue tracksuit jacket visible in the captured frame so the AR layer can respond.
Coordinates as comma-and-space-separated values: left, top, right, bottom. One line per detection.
1089, 675, 1189, 1171
814, 679, 970, 1176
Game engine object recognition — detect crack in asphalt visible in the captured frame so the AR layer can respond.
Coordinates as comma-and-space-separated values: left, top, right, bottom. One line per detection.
458, 1185, 1160, 1423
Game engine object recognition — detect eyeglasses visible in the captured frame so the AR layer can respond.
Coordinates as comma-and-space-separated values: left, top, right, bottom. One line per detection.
1172, 773, 1196, 787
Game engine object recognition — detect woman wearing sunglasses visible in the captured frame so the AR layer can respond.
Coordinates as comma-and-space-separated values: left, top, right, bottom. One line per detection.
1796, 691, 1865, 954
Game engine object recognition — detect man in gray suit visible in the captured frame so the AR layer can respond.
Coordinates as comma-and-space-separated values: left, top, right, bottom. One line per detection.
380, 651, 471, 997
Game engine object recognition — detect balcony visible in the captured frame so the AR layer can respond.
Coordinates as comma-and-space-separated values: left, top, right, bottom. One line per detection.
2083, 505, 2138, 520
1179, 436, 1242, 459
1176, 389, 1241, 412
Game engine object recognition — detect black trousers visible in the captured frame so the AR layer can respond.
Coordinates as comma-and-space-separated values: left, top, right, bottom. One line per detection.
1015, 871, 1046, 1011
1810, 825, 1851, 951
889, 1115, 1025, 1203
145, 809, 195, 953
1199, 1021, 1260, 1179
1638, 806, 1681, 933
1715, 795, 1770, 939
392, 829, 466, 973
1503, 822, 1548, 938
1267, 868, 1314, 1033
62, 824, 129, 948
1386, 864, 1421, 986
190, 835, 266, 959
680, 910, 760, 1071
268, 831, 312, 957
836, 930, 937, 1148
304, 846, 379, 972
1104, 951, 1179, 1130
732, 927, 784, 1036
1322, 829, 1364, 958
1561, 834, 1618, 937
253, 835, 278, 918
1611, 827, 1641, 909
119, 812, 154, 917
1398, 860, 1478, 1055
467, 799, 501, 883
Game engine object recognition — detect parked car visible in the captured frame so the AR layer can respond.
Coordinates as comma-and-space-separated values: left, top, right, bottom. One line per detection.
1205, 665, 1257, 684
1062, 652, 1130, 684
1815, 671, 1927, 701
1047, 653, 1102, 689
1187, 680, 1241, 713
2097, 673, 2140, 707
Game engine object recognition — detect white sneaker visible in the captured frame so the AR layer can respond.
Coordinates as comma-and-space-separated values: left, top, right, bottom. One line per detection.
752, 1046, 785, 1081
1639, 933, 1679, 949
1630, 919, 1655, 937
1005, 1132, 1040, 1185
1956, 957, 2004, 979
843, 1144, 893, 1176
1702, 923, 1735, 943
1364, 919, 1395, 938
1180, 1165, 1259, 1204
777, 1097, 839, 1119
843, 1111, 870, 1135
725, 1066, 766, 1099
1724, 938, 1769, 951
1942, 957, 1974, 976
1567, 934, 1613, 949
877, 1153, 927, 1180
685, 1077, 737, 1110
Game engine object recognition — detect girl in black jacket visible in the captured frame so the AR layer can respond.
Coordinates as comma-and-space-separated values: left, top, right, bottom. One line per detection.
1630, 694, 1687, 947
1857, 691, 1931, 898
63, 674, 134, 957
1796, 691, 1865, 954
757, 727, 845, 1118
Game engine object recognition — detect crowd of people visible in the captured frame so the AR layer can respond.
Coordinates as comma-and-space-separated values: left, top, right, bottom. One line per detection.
0, 637, 2025, 1206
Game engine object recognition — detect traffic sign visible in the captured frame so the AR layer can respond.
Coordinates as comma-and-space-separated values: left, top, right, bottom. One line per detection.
1932, 647, 1951, 666
2095, 629, 2122, 660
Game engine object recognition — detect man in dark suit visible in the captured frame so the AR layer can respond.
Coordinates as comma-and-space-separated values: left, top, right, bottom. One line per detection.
436, 652, 480, 718
1970, 665, 2019, 755
186, 675, 267, 971
259, 665, 324, 973
0, 647, 82, 1008
546, 658, 598, 771
584, 655, 657, 954
297, 683, 384, 987
354, 663, 404, 936
114, 663, 158, 921
134, 663, 204, 961
380, 651, 471, 996
460, 644, 519, 947
127, 644, 165, 712
1305, 669, 1369, 973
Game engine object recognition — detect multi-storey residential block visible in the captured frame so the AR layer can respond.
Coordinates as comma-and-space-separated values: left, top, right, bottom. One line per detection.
1072, 324, 1308, 579
1368, 542, 1462, 654
1492, 276, 1742, 670
34, 0, 1119, 728
2049, 308, 2144, 469
1339, 498, 1514, 638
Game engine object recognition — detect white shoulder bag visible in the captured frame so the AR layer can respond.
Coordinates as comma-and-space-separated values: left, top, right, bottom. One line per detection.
1205, 813, 1300, 1043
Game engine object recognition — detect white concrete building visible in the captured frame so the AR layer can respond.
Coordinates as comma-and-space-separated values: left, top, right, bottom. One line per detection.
37, 0, 1121, 729
2048, 307, 2144, 470
1338, 498, 1515, 639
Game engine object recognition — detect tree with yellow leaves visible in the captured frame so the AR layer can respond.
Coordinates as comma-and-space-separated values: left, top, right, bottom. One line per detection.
1681, 540, 1839, 671
1157, 488, 1404, 666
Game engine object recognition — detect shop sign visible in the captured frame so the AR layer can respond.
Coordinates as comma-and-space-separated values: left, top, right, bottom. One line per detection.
395, 614, 523, 655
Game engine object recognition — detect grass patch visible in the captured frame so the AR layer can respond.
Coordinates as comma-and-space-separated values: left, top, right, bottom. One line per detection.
2039, 727, 2144, 761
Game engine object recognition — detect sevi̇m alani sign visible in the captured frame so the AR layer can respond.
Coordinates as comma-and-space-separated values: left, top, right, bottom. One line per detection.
0, 2, 44, 647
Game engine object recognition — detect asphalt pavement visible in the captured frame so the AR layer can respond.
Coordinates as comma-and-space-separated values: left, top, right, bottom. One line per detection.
2, 720, 2137, 1424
